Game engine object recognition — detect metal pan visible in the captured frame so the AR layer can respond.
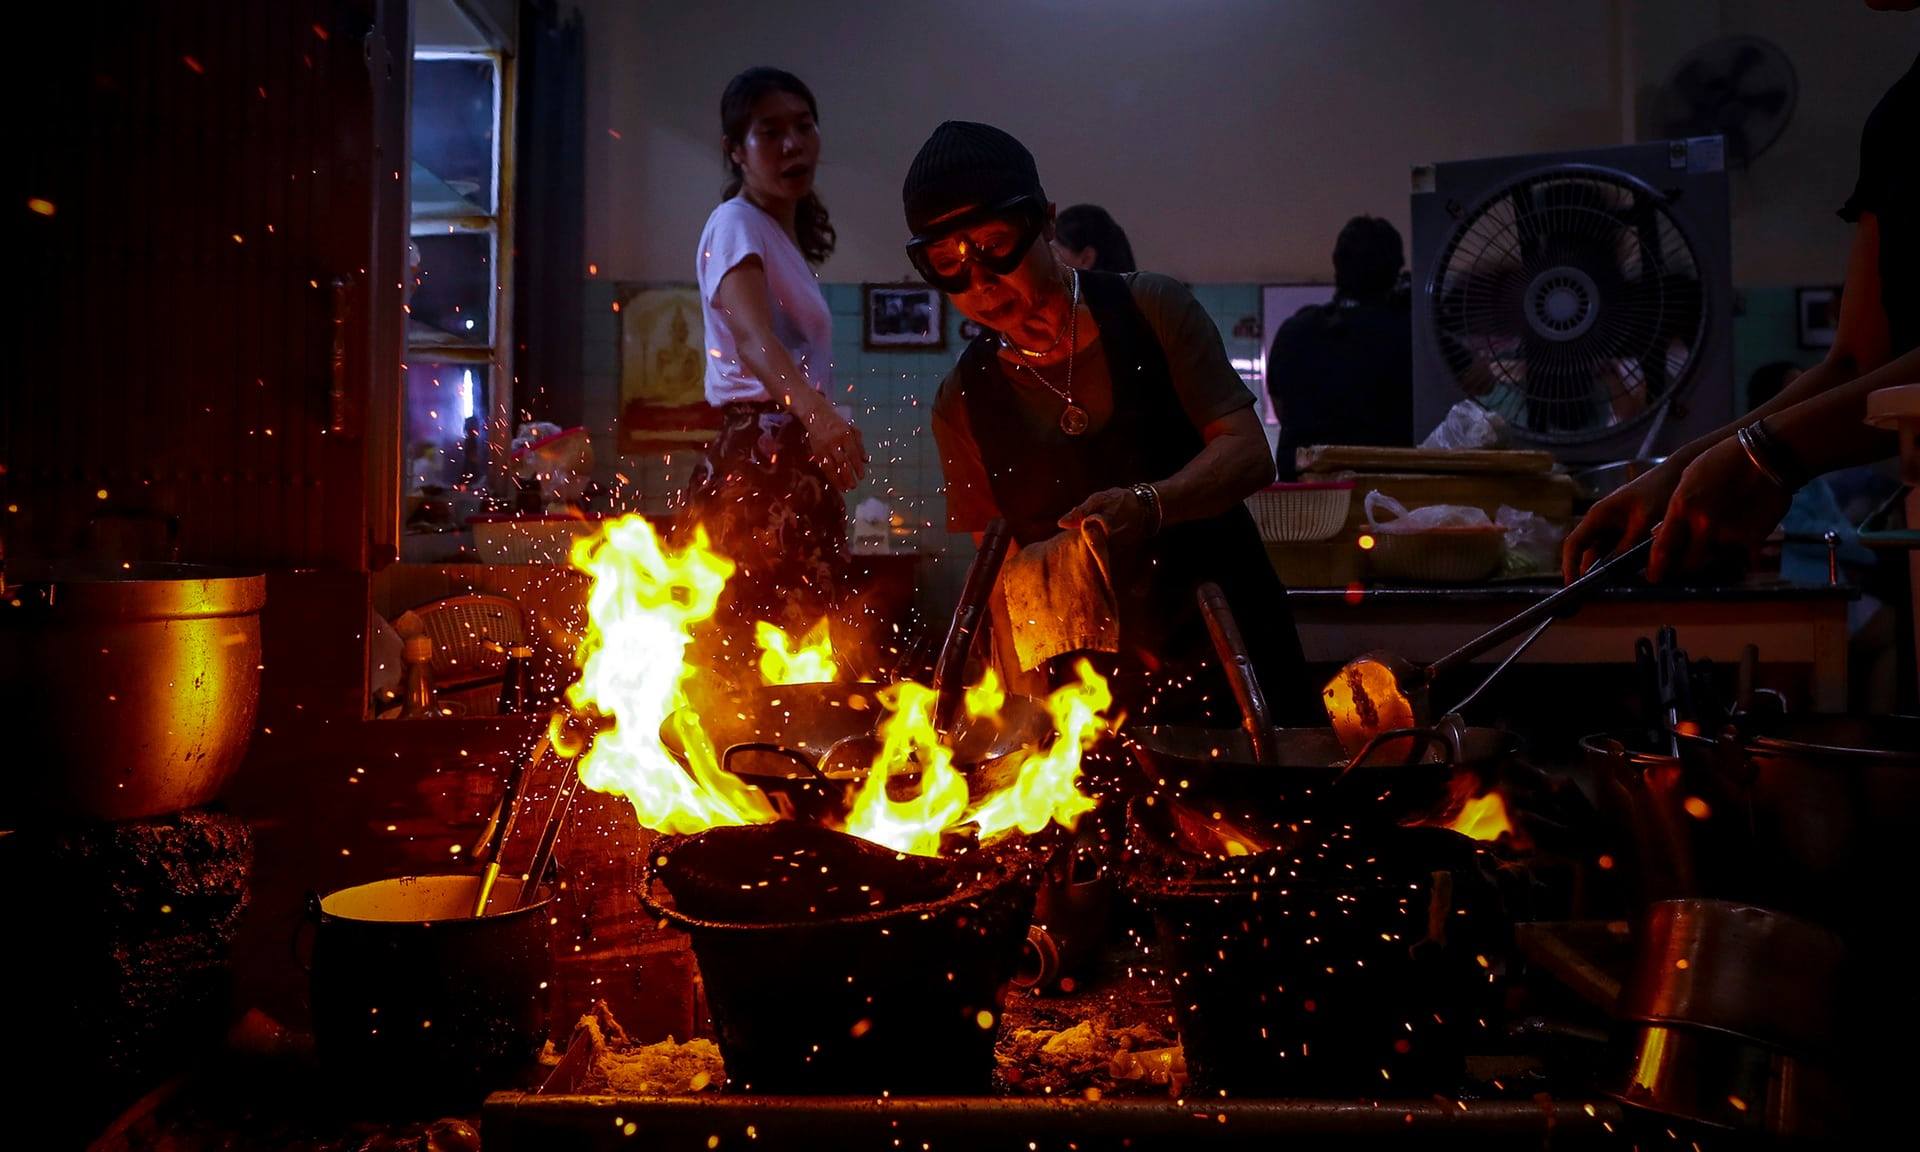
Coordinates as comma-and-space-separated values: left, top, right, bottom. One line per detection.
1123, 722, 1516, 826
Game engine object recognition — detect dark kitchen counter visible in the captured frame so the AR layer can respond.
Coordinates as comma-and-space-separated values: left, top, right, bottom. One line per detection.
1288, 578, 1857, 712
1286, 578, 1856, 603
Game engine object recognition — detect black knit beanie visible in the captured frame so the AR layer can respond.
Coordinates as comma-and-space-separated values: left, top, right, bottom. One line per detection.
902, 121, 1047, 235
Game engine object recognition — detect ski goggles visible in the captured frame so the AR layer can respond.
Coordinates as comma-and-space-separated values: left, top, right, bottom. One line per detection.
905, 196, 1047, 292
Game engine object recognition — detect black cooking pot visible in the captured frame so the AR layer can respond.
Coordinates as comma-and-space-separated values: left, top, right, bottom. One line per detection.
1121, 799, 1504, 1095
640, 824, 1039, 1095
308, 873, 553, 1114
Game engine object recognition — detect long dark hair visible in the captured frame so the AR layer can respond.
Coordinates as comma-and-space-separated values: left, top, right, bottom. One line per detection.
720, 67, 835, 265
1055, 204, 1136, 273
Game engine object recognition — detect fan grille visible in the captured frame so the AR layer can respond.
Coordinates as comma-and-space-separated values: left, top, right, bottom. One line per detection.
1428, 167, 1707, 445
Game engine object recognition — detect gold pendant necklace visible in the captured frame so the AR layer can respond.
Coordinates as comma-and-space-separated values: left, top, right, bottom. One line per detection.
1010, 271, 1086, 435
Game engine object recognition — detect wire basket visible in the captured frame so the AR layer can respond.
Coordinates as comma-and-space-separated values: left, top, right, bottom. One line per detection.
1245, 482, 1355, 544
469, 515, 604, 564
1364, 526, 1507, 584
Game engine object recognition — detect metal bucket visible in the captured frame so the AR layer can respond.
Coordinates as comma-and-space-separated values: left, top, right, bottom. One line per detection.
1121, 800, 1503, 1095
640, 824, 1039, 1095
308, 873, 554, 1114
1, 562, 265, 821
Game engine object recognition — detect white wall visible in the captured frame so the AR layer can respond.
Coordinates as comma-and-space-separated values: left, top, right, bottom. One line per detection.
1632, 0, 1917, 286
578, 0, 1916, 287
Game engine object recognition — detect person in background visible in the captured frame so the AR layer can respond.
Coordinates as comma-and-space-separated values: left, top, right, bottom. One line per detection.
1565, 27, 1918, 584
682, 67, 866, 680
1052, 204, 1137, 274
1265, 215, 1414, 478
907, 121, 1313, 726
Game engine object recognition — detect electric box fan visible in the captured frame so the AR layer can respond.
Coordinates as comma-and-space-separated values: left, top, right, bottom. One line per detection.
1410, 138, 1733, 465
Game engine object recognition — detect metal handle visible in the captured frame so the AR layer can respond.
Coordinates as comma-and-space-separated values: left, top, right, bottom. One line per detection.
1444, 615, 1556, 719
721, 741, 822, 780
1196, 582, 1275, 764
1337, 726, 1455, 778
516, 765, 582, 912
1428, 532, 1655, 682
472, 734, 549, 916
932, 519, 1014, 734
327, 275, 356, 436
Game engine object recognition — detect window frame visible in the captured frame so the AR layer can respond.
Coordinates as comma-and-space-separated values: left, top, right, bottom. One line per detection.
403, 44, 516, 533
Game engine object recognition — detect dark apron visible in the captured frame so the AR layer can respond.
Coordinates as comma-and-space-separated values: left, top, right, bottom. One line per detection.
957, 271, 1316, 726
677, 401, 848, 681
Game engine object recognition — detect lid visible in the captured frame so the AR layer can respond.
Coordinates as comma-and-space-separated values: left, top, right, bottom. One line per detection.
1866, 384, 1920, 428
1264, 480, 1356, 492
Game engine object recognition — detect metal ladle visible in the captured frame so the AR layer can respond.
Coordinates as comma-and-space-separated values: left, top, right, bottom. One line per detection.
1325, 534, 1656, 755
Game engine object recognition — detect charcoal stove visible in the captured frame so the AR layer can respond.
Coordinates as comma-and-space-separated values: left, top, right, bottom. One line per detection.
6, 806, 253, 1124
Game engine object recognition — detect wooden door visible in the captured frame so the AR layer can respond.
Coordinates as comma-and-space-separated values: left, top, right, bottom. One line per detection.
9, 0, 409, 570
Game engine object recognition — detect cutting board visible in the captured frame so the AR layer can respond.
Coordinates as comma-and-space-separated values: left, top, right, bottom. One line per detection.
1298, 445, 1558, 475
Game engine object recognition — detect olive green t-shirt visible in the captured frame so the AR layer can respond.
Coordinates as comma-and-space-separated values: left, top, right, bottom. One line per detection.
932, 272, 1254, 533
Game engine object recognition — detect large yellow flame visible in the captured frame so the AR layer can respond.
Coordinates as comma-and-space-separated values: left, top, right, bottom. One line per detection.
968, 660, 1107, 842
1441, 790, 1517, 843
562, 516, 777, 833
842, 660, 1110, 857
756, 617, 837, 685
841, 681, 972, 857
559, 515, 1106, 856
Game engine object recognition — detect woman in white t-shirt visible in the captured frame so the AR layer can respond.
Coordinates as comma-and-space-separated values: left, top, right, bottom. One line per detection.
682, 67, 866, 678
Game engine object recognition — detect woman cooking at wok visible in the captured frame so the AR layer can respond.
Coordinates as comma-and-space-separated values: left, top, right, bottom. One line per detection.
908, 121, 1315, 727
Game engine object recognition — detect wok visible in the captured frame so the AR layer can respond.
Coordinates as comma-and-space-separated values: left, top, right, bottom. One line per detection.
1123, 722, 1517, 826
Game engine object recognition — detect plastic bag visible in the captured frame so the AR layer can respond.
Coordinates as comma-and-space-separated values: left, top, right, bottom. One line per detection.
851, 497, 892, 555
1419, 400, 1509, 451
1496, 505, 1565, 576
1364, 490, 1493, 534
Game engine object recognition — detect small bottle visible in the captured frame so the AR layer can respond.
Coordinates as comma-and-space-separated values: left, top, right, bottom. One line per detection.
460, 417, 484, 490
497, 645, 533, 714
402, 634, 435, 717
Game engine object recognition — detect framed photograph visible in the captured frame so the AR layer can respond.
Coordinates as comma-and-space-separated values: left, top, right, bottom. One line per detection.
863, 284, 946, 350
1796, 285, 1841, 349
616, 283, 720, 453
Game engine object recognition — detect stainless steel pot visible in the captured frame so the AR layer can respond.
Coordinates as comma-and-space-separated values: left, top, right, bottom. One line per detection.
1675, 715, 1920, 936
1622, 900, 1845, 1057
1, 562, 266, 821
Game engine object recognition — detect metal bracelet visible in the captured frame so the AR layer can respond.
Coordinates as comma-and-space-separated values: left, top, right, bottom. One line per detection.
1130, 482, 1164, 536
1748, 417, 1811, 490
1736, 423, 1801, 493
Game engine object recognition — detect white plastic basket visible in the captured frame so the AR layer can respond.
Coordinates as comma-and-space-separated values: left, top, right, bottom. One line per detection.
469, 516, 604, 564
1244, 482, 1355, 543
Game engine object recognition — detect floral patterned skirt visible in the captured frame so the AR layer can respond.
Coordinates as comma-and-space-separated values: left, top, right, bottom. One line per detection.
677, 402, 847, 678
